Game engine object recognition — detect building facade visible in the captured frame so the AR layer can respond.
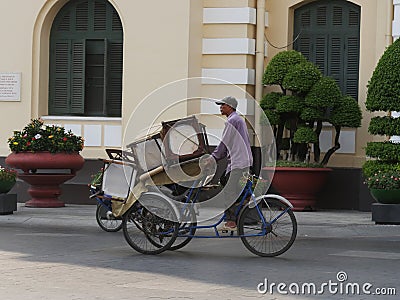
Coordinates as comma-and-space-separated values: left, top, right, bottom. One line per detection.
0, 0, 398, 207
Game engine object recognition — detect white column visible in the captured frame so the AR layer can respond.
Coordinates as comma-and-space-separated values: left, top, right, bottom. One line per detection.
392, 1, 400, 142
393, 0, 400, 40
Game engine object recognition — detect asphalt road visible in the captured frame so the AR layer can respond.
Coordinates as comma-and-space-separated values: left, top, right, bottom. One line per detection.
0, 205, 399, 300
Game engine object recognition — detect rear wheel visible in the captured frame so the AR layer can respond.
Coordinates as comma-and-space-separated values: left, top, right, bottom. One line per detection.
122, 194, 179, 255
96, 203, 122, 232
238, 196, 297, 257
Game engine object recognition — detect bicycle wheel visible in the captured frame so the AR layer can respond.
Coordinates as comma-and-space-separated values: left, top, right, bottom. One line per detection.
96, 203, 123, 232
169, 205, 197, 251
122, 194, 179, 255
238, 196, 297, 257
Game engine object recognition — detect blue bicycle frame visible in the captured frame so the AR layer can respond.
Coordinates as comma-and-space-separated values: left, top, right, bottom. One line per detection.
174, 175, 290, 239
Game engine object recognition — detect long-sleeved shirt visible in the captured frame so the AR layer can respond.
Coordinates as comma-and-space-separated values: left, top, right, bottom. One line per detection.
211, 111, 253, 173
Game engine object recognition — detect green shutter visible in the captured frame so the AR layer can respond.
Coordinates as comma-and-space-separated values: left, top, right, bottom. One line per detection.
328, 35, 344, 88
293, 0, 360, 99
344, 35, 359, 99
106, 41, 123, 117
71, 40, 86, 114
50, 0, 123, 117
315, 35, 328, 74
49, 40, 71, 115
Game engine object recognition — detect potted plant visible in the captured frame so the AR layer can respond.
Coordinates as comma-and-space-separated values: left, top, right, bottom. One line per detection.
261, 50, 362, 210
5, 119, 85, 208
364, 38, 400, 223
0, 165, 17, 214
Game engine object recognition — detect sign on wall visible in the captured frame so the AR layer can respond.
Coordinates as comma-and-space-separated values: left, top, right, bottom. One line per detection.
0, 73, 21, 101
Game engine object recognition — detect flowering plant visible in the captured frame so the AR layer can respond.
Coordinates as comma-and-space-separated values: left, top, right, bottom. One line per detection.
364, 170, 400, 190
8, 119, 84, 153
0, 166, 17, 182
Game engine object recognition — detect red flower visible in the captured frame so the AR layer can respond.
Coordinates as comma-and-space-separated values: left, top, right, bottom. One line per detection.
26, 142, 31, 146
62, 137, 68, 142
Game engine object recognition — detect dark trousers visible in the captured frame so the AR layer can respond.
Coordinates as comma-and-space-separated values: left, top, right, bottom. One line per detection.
220, 167, 249, 222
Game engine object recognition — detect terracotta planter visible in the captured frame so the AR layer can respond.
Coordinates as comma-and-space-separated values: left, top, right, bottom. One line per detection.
263, 167, 332, 211
369, 189, 400, 204
5, 152, 84, 208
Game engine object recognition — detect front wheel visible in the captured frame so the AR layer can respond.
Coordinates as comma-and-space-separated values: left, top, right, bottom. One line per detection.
238, 196, 297, 257
169, 205, 197, 251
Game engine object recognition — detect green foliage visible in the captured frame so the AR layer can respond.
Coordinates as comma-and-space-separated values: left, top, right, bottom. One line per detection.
362, 160, 400, 178
300, 107, 324, 122
364, 170, 400, 190
330, 96, 362, 127
364, 39, 400, 184
262, 110, 281, 126
282, 62, 322, 93
368, 116, 400, 136
276, 95, 304, 114
305, 77, 341, 108
0, 166, 17, 182
260, 92, 282, 109
262, 50, 307, 85
8, 119, 84, 153
293, 127, 318, 144
366, 38, 400, 112
365, 141, 400, 161
262, 50, 362, 165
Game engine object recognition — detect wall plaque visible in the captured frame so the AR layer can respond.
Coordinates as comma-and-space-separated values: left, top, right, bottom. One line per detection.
0, 73, 21, 101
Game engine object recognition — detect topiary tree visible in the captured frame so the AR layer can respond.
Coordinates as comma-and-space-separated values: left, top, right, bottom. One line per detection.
364, 38, 400, 177
261, 50, 362, 165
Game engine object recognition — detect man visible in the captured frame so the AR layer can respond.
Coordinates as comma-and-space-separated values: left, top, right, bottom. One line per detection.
210, 96, 253, 231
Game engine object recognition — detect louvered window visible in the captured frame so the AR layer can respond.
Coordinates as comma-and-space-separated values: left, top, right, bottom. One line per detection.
49, 0, 123, 117
293, 0, 360, 100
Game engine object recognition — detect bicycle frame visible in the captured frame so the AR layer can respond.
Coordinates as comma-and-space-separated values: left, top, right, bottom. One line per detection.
175, 175, 292, 239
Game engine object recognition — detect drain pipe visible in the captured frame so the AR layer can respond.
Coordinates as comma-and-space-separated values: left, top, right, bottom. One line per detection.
255, 0, 266, 105
253, 0, 266, 173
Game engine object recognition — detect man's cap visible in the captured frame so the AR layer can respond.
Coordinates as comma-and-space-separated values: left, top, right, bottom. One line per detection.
215, 96, 238, 109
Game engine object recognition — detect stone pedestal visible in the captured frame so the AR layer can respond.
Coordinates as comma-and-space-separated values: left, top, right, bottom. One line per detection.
0, 193, 17, 215
371, 203, 400, 225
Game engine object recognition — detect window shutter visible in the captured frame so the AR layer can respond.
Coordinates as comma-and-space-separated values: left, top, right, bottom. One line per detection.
293, 0, 360, 100
50, 0, 123, 117
328, 36, 344, 89
94, 1, 107, 31
344, 36, 359, 99
76, 1, 89, 31
71, 40, 86, 114
49, 40, 71, 115
294, 9, 312, 59
315, 36, 328, 74
106, 41, 123, 117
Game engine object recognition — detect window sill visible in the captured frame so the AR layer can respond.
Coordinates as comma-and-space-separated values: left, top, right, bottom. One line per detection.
41, 116, 122, 122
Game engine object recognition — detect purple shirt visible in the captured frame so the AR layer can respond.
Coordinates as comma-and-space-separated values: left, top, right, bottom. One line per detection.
211, 111, 253, 173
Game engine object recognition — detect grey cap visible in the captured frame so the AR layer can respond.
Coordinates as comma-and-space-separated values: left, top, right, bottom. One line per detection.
215, 96, 238, 109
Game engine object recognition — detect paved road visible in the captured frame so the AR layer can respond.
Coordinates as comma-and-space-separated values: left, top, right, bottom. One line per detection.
0, 204, 399, 300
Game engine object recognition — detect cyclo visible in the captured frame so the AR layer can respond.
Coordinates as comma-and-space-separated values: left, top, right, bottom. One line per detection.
90, 116, 297, 257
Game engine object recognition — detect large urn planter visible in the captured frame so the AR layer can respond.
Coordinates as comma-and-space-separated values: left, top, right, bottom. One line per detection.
5, 152, 84, 208
263, 167, 332, 211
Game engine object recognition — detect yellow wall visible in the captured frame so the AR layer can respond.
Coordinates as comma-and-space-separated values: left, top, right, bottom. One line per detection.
0, 0, 202, 159
0, 0, 394, 169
